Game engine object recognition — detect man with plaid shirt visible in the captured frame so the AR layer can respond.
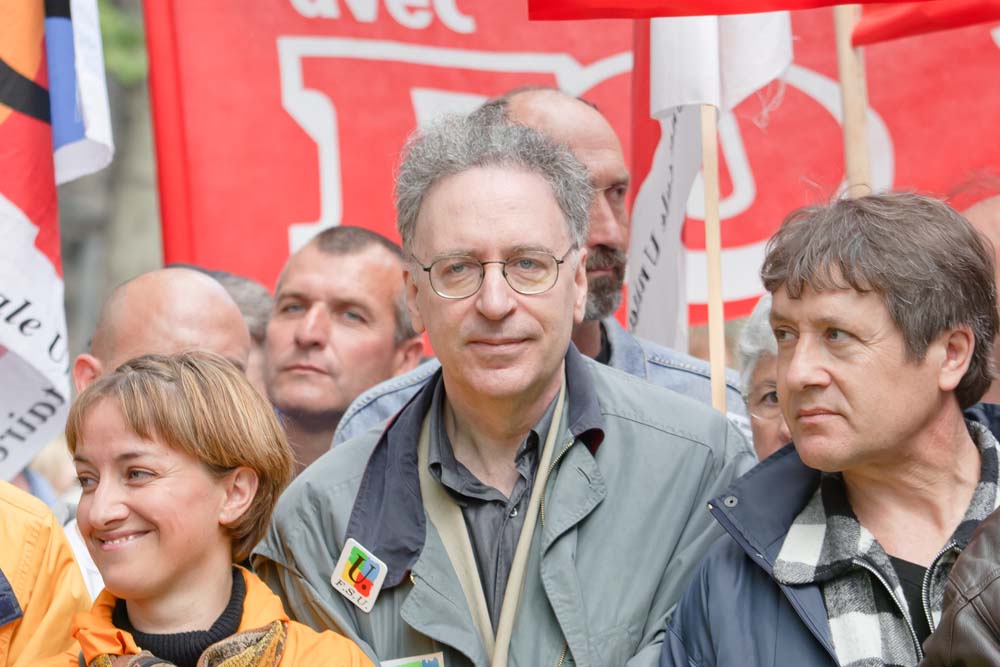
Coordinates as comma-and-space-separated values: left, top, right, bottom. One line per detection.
661, 192, 1000, 667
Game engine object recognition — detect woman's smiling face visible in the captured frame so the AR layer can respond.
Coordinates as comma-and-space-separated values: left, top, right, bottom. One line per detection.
73, 399, 234, 602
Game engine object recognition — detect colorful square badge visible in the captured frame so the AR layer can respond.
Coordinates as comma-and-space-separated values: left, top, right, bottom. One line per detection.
381, 652, 445, 667
331, 537, 388, 613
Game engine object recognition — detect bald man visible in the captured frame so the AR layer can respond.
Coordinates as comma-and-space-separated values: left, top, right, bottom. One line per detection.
334, 87, 750, 447
72, 267, 251, 391
66, 267, 252, 596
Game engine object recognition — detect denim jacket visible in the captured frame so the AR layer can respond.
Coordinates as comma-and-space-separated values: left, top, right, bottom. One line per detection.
334, 317, 749, 446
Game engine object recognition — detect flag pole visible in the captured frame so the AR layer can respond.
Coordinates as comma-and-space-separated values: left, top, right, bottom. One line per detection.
834, 4, 871, 198
700, 103, 726, 413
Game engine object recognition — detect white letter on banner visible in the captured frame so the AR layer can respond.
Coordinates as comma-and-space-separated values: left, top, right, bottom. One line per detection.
290, 0, 340, 18
434, 0, 475, 33
386, 0, 432, 29
344, 0, 378, 22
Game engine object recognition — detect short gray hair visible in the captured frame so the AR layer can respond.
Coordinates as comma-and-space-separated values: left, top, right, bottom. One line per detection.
737, 293, 777, 394
394, 108, 592, 253
761, 192, 998, 409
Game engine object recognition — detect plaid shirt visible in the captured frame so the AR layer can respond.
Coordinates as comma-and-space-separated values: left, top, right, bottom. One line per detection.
772, 421, 1000, 667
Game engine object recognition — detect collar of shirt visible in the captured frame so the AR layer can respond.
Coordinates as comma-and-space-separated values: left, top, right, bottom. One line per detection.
427, 377, 558, 505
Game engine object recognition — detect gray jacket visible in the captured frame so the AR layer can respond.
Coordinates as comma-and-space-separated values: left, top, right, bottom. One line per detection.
334, 317, 749, 445
254, 346, 754, 667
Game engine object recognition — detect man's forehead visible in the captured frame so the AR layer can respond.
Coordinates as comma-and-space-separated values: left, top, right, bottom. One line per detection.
507, 90, 627, 176
278, 244, 400, 291
413, 168, 570, 255
770, 284, 883, 321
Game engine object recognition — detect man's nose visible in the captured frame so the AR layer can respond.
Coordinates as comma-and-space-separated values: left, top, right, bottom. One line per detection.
294, 304, 331, 348
782, 336, 830, 391
587, 193, 627, 253
475, 264, 517, 321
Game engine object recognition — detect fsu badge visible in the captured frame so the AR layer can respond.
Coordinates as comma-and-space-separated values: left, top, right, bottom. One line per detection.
331, 537, 388, 613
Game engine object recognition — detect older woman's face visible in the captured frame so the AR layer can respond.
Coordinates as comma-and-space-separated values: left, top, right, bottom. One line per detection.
747, 354, 792, 460
73, 400, 234, 602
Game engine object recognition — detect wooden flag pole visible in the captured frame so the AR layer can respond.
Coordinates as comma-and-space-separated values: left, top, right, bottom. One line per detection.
834, 4, 871, 198
700, 103, 726, 413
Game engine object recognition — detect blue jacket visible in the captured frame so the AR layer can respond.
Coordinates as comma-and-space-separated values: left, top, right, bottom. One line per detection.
334, 317, 748, 445
660, 445, 839, 667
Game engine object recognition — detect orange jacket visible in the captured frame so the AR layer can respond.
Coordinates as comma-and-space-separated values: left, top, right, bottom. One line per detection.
0, 481, 90, 666
42, 567, 372, 666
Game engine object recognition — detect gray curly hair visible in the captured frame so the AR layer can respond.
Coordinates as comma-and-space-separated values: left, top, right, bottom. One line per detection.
394, 106, 592, 253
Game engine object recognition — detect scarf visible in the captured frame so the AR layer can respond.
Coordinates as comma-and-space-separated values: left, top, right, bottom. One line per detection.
772, 421, 1000, 667
85, 620, 287, 667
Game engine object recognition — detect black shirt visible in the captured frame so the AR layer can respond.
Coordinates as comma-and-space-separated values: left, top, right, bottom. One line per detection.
112, 568, 245, 667
427, 378, 558, 631
889, 555, 932, 648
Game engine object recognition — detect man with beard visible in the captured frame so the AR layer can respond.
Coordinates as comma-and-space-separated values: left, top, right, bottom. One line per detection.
334, 88, 749, 446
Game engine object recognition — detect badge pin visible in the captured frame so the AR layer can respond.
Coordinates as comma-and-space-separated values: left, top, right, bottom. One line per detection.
331, 537, 388, 613
380, 652, 445, 667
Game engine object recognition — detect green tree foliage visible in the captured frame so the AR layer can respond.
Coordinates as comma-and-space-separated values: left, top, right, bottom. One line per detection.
98, 0, 147, 86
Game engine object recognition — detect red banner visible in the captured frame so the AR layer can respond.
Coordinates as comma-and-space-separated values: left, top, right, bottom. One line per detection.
853, 0, 1000, 45
144, 4, 1000, 326
143, 2, 633, 289
529, 0, 915, 20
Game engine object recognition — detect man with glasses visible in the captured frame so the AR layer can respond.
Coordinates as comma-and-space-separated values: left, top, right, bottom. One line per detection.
333, 87, 750, 447
254, 110, 748, 666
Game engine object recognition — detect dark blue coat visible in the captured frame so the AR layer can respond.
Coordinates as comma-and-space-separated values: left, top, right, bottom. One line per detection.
660, 445, 838, 667
661, 405, 1000, 667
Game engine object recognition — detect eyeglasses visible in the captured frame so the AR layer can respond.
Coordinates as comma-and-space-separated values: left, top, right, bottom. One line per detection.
413, 247, 577, 299
743, 385, 783, 421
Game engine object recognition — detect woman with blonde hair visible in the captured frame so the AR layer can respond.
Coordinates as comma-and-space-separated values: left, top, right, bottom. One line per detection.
43, 351, 371, 666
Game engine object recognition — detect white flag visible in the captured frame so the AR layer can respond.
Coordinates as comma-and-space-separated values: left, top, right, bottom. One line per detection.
0, 0, 112, 480
628, 13, 792, 351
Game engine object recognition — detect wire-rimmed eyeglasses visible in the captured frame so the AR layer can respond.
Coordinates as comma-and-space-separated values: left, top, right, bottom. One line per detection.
743, 385, 783, 421
413, 246, 577, 299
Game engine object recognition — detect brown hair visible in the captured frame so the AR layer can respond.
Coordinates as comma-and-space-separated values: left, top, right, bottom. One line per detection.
65, 351, 294, 561
761, 192, 998, 409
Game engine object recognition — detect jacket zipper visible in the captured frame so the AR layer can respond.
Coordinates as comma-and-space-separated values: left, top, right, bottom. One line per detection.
539, 438, 575, 527
851, 558, 923, 660
555, 642, 568, 666
920, 542, 957, 636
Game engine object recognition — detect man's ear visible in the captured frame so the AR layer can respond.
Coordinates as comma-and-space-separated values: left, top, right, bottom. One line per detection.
937, 325, 975, 393
404, 267, 426, 335
218, 467, 259, 527
73, 354, 103, 392
572, 247, 589, 325
393, 336, 425, 376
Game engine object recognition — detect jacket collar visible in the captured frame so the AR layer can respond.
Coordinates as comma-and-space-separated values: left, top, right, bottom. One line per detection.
708, 444, 821, 572
714, 421, 1000, 574
72, 568, 288, 661
345, 344, 605, 589
773, 421, 1000, 586
602, 317, 647, 378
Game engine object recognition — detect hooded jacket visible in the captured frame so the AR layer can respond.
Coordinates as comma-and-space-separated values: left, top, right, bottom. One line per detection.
40, 567, 372, 666
0, 481, 89, 666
